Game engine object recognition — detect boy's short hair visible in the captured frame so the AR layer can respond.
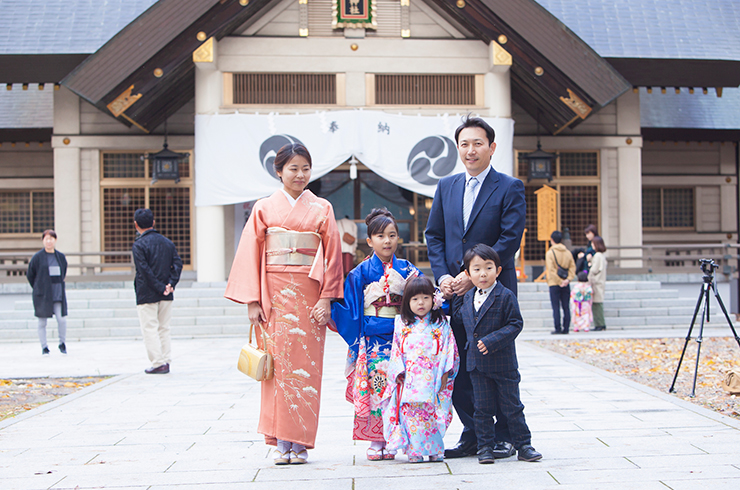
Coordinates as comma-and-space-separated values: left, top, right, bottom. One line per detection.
134, 208, 154, 229
550, 230, 562, 243
463, 243, 501, 272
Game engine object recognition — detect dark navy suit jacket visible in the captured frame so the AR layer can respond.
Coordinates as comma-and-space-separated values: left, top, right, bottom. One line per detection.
425, 167, 526, 293
457, 282, 523, 373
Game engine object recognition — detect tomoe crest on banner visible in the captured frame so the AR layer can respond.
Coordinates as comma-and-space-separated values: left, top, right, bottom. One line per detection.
407, 135, 457, 185
259, 135, 305, 180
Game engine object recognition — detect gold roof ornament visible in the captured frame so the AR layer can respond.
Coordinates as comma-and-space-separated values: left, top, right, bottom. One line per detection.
107, 85, 142, 118
492, 41, 512, 66
193, 37, 214, 63
559, 88, 592, 119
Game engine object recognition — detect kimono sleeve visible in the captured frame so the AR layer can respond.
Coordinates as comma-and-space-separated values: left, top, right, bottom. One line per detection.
331, 266, 365, 350
439, 319, 459, 381
224, 201, 267, 305
386, 316, 407, 387
317, 203, 344, 300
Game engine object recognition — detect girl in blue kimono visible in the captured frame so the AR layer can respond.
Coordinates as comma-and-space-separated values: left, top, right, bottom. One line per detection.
331, 207, 420, 461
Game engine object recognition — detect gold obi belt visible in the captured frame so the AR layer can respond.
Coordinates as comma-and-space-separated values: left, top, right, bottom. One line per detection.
363, 295, 402, 318
265, 227, 321, 266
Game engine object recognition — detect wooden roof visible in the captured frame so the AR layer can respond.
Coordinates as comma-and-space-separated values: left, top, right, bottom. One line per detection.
61, 0, 630, 134
427, 0, 631, 133
63, 0, 266, 132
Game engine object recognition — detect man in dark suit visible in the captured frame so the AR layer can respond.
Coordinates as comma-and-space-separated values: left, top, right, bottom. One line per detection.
458, 244, 541, 463
425, 116, 526, 458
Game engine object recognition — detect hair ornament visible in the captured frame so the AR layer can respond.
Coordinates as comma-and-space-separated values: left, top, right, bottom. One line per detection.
433, 288, 445, 310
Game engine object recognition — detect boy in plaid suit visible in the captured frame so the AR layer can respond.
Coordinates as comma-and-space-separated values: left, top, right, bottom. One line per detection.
456, 243, 542, 464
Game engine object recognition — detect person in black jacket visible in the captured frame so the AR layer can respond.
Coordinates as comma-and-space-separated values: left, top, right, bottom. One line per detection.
132, 208, 182, 374
27, 230, 68, 355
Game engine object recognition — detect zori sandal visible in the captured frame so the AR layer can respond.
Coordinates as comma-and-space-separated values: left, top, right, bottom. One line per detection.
273, 449, 290, 465
290, 449, 308, 464
366, 447, 383, 461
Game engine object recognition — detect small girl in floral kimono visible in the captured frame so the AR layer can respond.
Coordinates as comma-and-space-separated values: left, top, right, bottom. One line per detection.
381, 276, 459, 463
570, 271, 593, 332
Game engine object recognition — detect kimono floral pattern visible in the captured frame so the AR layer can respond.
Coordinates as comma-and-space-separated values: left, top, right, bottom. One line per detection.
570, 282, 593, 332
382, 314, 459, 457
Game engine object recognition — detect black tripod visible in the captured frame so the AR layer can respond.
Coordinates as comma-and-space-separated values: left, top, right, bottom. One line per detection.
669, 259, 740, 397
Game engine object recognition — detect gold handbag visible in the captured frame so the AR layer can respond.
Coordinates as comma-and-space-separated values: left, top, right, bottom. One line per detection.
721, 368, 740, 395
237, 323, 273, 381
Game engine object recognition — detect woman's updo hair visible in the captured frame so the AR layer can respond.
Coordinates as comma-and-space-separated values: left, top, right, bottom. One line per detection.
273, 143, 312, 179
365, 207, 398, 237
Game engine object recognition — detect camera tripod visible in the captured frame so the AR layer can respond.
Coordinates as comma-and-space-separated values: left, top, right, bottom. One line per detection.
669, 259, 740, 397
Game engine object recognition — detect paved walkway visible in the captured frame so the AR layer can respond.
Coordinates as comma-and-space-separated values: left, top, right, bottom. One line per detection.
2, 333, 740, 490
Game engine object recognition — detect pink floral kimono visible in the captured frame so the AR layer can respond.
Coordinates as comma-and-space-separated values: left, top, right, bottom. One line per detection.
225, 190, 343, 449
381, 313, 458, 458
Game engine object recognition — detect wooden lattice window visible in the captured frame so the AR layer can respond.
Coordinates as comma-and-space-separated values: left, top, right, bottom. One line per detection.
374, 74, 477, 105
517, 150, 600, 262
517, 151, 598, 179
560, 185, 599, 248
149, 187, 192, 265
101, 152, 193, 266
232, 73, 337, 105
642, 187, 695, 230
559, 152, 598, 177
0, 190, 54, 234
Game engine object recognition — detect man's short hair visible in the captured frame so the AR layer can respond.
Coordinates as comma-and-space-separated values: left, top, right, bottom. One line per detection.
463, 243, 501, 272
551, 230, 562, 244
454, 115, 496, 145
134, 208, 154, 229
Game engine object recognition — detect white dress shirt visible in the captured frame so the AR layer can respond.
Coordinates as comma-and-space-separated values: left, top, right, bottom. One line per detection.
474, 281, 497, 312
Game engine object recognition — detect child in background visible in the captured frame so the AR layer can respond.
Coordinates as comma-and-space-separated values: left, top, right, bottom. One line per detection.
331, 208, 421, 461
570, 271, 593, 332
382, 276, 459, 463
457, 243, 542, 464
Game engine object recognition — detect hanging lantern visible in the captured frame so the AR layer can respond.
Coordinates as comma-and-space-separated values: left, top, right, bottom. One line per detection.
522, 109, 557, 182
143, 119, 187, 184
522, 144, 557, 182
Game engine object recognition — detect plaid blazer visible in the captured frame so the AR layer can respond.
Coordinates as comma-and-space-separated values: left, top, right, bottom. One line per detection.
458, 282, 523, 373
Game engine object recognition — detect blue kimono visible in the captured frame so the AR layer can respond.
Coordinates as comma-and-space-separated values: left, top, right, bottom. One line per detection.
331, 253, 420, 441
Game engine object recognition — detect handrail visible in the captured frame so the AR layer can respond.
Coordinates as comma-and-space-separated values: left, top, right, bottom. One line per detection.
0, 250, 135, 278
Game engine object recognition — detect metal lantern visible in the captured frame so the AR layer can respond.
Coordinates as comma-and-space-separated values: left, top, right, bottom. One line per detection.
144, 119, 187, 184
148, 143, 187, 184
523, 142, 557, 182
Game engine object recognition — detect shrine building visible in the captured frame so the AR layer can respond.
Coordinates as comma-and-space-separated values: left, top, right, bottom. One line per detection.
1, 0, 739, 281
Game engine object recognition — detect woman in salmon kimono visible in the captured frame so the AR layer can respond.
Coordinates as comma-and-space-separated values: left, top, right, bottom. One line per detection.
225, 144, 343, 465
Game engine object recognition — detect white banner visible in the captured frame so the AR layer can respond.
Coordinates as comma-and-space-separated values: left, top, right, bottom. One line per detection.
194, 111, 514, 206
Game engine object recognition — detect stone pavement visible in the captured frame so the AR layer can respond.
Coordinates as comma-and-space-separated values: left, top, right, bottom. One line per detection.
2, 332, 740, 490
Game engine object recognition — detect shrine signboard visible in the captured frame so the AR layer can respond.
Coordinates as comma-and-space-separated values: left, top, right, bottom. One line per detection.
333, 0, 377, 29
535, 185, 558, 242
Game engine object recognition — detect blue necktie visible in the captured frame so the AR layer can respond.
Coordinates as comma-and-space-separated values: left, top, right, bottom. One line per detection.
463, 177, 479, 229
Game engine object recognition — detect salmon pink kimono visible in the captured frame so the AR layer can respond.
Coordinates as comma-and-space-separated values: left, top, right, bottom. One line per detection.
225, 190, 343, 449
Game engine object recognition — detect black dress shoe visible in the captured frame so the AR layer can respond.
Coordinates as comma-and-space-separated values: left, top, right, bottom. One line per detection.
550, 330, 562, 335
492, 441, 515, 459
593, 326, 606, 331
444, 440, 477, 459
517, 445, 542, 462
59, 343, 66, 354
42, 346, 50, 355
477, 446, 495, 464
145, 363, 170, 374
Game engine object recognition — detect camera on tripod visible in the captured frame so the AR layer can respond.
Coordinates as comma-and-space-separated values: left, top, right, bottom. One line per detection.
699, 258, 718, 276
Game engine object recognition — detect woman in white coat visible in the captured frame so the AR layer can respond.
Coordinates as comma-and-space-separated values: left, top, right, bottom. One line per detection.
588, 236, 607, 331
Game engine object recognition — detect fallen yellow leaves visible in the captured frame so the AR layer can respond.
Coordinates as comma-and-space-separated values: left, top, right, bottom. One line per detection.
530, 337, 740, 420
0, 376, 108, 422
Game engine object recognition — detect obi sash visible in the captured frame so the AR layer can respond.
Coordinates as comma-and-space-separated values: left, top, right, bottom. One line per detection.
265, 227, 321, 266
363, 294, 401, 318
